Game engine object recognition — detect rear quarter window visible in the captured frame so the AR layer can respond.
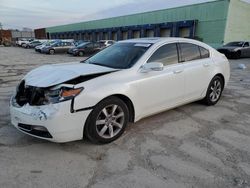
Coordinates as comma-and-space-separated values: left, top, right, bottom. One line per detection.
199, 46, 210, 58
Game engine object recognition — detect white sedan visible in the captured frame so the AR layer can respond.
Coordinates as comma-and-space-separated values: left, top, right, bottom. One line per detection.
10, 38, 230, 143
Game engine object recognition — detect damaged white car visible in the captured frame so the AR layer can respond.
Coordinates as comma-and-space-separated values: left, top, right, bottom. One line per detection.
10, 38, 230, 143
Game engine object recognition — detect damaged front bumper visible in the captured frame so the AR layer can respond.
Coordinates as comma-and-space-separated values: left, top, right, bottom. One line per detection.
10, 98, 91, 143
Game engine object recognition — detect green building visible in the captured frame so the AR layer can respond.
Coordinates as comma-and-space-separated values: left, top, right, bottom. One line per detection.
38, 0, 250, 48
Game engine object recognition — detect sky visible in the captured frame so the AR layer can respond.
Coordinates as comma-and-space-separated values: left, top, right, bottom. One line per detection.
0, 0, 248, 30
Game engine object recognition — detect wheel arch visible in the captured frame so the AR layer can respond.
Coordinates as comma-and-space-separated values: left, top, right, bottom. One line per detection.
214, 73, 225, 89
98, 94, 135, 123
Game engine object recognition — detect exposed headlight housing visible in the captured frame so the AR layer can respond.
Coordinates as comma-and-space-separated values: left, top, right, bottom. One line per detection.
13, 80, 83, 107
45, 87, 83, 104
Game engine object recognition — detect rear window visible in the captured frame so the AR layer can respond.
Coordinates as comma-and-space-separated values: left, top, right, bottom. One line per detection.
179, 43, 201, 62
179, 43, 210, 62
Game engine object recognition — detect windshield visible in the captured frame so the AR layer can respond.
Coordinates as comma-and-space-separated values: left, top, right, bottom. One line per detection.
77, 42, 89, 48
225, 42, 244, 47
50, 42, 59, 47
44, 41, 55, 46
83, 42, 152, 69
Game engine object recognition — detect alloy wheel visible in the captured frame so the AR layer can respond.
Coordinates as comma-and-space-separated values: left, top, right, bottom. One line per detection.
96, 104, 125, 139
50, 50, 55, 55
209, 79, 222, 102
79, 51, 84, 56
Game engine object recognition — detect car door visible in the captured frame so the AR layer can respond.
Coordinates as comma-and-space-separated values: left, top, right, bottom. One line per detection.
92, 43, 101, 53
179, 43, 212, 101
60, 42, 67, 53
63, 42, 73, 53
241, 42, 250, 57
85, 43, 93, 54
133, 43, 185, 117
54, 42, 63, 53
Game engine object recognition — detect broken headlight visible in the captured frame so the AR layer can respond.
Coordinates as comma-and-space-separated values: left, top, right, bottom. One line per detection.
45, 87, 83, 104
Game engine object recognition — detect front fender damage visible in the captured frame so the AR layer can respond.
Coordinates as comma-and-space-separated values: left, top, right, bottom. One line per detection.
13, 71, 115, 108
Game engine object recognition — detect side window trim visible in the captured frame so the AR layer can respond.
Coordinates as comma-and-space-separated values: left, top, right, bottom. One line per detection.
176, 43, 183, 63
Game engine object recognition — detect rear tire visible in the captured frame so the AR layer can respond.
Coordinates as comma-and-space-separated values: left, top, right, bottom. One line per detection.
202, 76, 223, 106
84, 96, 129, 144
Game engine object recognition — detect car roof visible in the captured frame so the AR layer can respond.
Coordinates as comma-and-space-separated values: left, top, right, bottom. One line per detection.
119, 37, 203, 44
118, 37, 214, 52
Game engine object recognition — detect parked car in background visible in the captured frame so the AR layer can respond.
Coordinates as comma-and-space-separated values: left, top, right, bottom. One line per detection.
26, 41, 43, 48
41, 41, 74, 54
16, 38, 34, 47
68, 42, 102, 56
73, 40, 88, 46
98, 40, 115, 47
10, 38, 230, 143
217, 41, 250, 59
35, 41, 54, 53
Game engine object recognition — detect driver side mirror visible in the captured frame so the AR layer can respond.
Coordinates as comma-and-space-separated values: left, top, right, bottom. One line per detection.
140, 62, 164, 73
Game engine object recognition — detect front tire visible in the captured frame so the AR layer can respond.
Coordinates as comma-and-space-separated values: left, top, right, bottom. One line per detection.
84, 96, 129, 144
49, 49, 55, 55
78, 51, 84, 56
203, 76, 223, 106
232, 51, 241, 59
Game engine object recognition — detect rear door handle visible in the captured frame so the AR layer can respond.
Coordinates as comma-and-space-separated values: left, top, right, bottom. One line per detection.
173, 70, 183, 74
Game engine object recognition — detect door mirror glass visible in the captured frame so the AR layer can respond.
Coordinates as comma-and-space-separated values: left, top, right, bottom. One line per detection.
140, 62, 164, 73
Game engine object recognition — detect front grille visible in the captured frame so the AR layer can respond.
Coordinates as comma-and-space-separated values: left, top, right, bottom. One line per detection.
18, 123, 53, 138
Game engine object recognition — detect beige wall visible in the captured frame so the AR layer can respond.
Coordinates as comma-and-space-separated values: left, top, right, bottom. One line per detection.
224, 0, 250, 43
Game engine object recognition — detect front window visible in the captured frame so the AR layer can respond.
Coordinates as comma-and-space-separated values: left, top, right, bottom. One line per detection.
50, 42, 58, 47
225, 42, 244, 47
147, 43, 178, 66
83, 43, 152, 69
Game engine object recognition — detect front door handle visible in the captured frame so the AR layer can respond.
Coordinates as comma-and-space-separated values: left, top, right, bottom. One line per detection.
173, 70, 183, 74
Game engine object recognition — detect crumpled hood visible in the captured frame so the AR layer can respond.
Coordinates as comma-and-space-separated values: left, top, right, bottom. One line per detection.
24, 62, 116, 87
